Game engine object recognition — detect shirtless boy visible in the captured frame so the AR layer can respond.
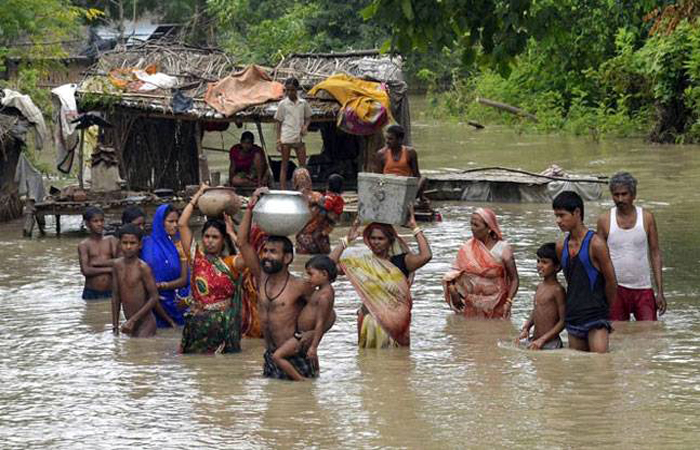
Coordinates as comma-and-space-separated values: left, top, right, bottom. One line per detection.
553, 191, 618, 353
238, 187, 317, 380
272, 255, 337, 380
111, 224, 167, 337
78, 207, 118, 300
517, 243, 566, 350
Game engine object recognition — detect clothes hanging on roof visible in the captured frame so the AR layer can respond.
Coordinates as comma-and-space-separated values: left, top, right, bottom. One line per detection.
14, 152, 46, 202
51, 84, 80, 173
204, 65, 284, 117
133, 70, 179, 91
309, 74, 392, 136
1, 89, 48, 150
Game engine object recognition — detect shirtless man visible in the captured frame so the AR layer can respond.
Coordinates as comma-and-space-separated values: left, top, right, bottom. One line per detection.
111, 224, 167, 337
553, 191, 618, 353
374, 124, 427, 204
272, 255, 336, 380
596, 172, 667, 321
517, 243, 566, 350
238, 187, 316, 380
78, 206, 118, 300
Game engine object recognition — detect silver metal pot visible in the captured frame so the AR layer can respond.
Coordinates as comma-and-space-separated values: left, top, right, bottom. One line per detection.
252, 190, 311, 237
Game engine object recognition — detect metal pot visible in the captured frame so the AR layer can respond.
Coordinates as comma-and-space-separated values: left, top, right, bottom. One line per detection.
253, 190, 311, 237
198, 187, 241, 218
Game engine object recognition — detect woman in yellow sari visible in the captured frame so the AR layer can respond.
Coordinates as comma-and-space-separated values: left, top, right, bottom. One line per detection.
330, 209, 432, 348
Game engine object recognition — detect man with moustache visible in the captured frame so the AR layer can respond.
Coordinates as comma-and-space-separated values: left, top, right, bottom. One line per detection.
596, 172, 667, 321
238, 188, 317, 379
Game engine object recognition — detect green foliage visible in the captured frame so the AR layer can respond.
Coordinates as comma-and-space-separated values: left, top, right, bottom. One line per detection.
208, 0, 386, 64
419, 0, 700, 142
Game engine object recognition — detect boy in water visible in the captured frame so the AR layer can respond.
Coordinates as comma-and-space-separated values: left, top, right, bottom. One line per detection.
517, 243, 566, 350
272, 255, 337, 380
78, 207, 118, 300
111, 224, 165, 337
553, 191, 617, 353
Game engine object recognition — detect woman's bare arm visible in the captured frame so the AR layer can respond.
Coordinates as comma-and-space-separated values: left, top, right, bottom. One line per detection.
403, 207, 432, 272
178, 184, 208, 257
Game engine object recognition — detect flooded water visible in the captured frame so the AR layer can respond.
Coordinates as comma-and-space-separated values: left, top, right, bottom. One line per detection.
2, 98, 700, 448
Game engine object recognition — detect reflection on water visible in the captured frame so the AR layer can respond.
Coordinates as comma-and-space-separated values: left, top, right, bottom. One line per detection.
2, 104, 700, 447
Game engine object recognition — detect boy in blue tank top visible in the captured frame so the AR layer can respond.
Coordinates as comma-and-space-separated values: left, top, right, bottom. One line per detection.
552, 191, 618, 353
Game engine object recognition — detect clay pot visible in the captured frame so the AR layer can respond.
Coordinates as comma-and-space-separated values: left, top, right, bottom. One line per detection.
253, 190, 311, 236
198, 187, 241, 218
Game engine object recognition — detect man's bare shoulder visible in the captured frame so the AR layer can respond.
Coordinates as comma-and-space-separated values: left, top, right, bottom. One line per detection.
137, 259, 153, 274
590, 233, 607, 250
113, 257, 126, 270
643, 208, 657, 227
78, 236, 98, 247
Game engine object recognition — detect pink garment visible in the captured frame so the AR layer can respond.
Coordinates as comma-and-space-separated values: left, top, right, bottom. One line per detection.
204, 65, 284, 116
474, 207, 503, 240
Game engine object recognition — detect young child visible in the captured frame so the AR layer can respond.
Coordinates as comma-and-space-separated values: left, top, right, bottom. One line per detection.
320, 173, 345, 220
78, 206, 118, 300
553, 191, 618, 353
275, 77, 312, 190
517, 243, 566, 350
272, 255, 337, 380
111, 224, 165, 337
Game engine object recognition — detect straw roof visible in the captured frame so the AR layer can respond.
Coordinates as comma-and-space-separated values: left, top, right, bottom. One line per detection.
76, 44, 405, 122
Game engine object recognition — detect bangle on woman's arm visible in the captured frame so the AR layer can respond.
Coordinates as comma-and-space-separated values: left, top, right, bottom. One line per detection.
412, 227, 423, 236
340, 237, 349, 249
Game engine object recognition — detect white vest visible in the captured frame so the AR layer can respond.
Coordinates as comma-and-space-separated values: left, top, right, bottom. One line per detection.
608, 206, 652, 289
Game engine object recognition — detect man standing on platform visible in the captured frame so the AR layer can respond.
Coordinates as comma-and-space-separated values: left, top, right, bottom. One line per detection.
596, 172, 667, 321
275, 77, 311, 190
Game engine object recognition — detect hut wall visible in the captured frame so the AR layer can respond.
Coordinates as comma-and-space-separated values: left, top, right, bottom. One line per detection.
0, 139, 23, 222
103, 111, 200, 191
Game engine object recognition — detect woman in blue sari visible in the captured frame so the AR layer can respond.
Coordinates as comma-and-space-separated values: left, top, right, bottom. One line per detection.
141, 204, 190, 327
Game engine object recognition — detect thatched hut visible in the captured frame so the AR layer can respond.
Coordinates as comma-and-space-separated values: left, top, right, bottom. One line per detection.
0, 113, 24, 221
76, 44, 410, 191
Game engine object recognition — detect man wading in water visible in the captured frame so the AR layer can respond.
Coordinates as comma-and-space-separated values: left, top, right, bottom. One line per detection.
238, 187, 316, 379
596, 172, 667, 321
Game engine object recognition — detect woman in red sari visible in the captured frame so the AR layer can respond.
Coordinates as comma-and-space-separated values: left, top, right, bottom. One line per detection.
177, 185, 245, 353
443, 207, 519, 319
330, 209, 432, 348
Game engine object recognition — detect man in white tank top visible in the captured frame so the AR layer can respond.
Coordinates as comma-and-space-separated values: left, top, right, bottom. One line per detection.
596, 172, 666, 321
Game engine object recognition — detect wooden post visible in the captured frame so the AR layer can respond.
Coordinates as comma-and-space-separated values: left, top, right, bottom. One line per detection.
195, 122, 210, 184
55, 214, 61, 236
78, 128, 85, 189
255, 121, 275, 185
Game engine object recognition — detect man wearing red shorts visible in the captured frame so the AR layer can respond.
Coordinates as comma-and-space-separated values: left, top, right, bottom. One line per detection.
597, 172, 667, 321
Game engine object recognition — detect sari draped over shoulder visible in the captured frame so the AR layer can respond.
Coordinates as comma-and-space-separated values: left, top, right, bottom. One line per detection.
141, 204, 188, 327
340, 223, 413, 348
179, 245, 242, 354
442, 238, 509, 318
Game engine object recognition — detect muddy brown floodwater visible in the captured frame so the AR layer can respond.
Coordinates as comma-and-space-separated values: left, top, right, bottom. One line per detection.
1, 98, 699, 448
